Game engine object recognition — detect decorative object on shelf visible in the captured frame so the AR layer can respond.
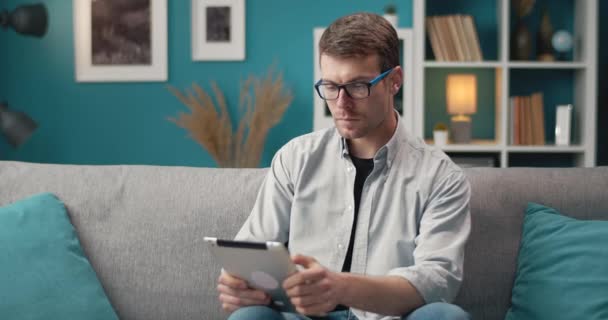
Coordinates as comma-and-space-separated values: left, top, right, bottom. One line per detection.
536, 7, 555, 61
433, 122, 448, 147
0, 102, 38, 148
552, 30, 573, 61
555, 104, 572, 146
167, 67, 292, 168
510, 0, 535, 60
74, 0, 168, 82
383, 3, 398, 29
446, 74, 477, 144
192, 0, 245, 61
0, 3, 47, 37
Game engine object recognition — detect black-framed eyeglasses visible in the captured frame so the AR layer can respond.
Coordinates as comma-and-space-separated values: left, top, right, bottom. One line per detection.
314, 67, 395, 100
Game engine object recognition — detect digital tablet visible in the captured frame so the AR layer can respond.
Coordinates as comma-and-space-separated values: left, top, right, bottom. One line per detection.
204, 237, 297, 312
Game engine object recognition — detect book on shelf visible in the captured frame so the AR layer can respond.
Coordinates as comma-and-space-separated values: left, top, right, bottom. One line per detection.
426, 14, 483, 62
425, 17, 445, 61
446, 16, 466, 61
462, 15, 483, 61
510, 92, 546, 145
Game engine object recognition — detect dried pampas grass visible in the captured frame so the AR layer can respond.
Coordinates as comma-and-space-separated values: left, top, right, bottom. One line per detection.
168, 68, 292, 168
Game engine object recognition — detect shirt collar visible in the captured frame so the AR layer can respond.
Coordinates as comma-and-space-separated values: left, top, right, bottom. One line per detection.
338, 110, 409, 169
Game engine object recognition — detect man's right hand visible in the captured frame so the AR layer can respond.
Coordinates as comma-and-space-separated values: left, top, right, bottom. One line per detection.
217, 271, 271, 313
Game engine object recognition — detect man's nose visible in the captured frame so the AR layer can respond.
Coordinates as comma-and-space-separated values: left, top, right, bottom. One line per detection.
335, 88, 353, 109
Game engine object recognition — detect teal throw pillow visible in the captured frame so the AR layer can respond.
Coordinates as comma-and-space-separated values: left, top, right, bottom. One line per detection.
0, 193, 118, 320
505, 202, 608, 320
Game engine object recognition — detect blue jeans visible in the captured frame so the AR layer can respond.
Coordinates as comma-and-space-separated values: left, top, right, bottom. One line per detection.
228, 303, 470, 320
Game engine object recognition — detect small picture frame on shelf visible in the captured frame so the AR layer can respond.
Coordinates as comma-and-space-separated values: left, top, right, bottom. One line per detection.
73, 0, 168, 82
555, 104, 572, 146
191, 0, 246, 61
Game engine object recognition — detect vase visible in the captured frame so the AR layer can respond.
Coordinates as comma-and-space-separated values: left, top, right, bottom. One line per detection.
433, 130, 448, 147
383, 14, 398, 29
510, 19, 531, 60
536, 8, 555, 61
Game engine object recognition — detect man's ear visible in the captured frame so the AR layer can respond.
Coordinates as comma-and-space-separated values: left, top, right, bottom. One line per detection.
392, 83, 401, 95
391, 66, 403, 95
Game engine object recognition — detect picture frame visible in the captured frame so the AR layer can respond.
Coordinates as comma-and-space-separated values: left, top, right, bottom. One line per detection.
73, 0, 168, 82
313, 28, 414, 131
191, 0, 245, 61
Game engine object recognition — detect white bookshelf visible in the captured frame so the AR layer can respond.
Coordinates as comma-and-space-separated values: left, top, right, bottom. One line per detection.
413, 0, 597, 167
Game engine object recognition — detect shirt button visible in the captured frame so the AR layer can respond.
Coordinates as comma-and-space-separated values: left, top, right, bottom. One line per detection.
347, 205, 353, 211
346, 166, 353, 172
338, 244, 344, 250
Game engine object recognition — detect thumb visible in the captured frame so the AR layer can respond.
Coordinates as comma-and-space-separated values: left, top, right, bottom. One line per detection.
292, 254, 317, 269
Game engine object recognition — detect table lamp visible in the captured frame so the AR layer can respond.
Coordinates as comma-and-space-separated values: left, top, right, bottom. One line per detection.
0, 102, 38, 148
446, 74, 477, 144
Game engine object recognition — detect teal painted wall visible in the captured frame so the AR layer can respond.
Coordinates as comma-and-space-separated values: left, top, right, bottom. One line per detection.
0, 0, 413, 167
1, 0, 605, 166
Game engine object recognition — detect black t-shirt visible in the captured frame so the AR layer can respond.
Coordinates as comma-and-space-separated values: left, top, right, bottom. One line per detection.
342, 155, 374, 272
334, 155, 374, 312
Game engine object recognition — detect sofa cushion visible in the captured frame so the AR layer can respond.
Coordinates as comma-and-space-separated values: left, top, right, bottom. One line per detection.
0, 193, 118, 320
505, 202, 608, 320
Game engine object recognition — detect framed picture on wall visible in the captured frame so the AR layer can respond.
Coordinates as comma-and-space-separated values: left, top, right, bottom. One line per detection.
73, 0, 168, 82
312, 27, 414, 131
191, 0, 245, 61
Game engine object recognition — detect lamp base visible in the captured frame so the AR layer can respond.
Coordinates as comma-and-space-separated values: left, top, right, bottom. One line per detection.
450, 117, 472, 144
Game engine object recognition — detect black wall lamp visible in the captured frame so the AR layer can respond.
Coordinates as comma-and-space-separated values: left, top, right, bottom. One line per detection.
0, 3, 47, 37
0, 102, 38, 148
0, 4, 46, 148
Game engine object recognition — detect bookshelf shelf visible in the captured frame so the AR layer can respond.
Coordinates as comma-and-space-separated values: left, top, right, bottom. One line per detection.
507, 62, 587, 69
426, 139, 501, 152
507, 145, 586, 153
424, 61, 502, 68
414, 0, 597, 168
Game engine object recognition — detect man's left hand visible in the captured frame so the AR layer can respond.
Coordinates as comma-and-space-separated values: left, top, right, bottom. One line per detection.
282, 254, 345, 316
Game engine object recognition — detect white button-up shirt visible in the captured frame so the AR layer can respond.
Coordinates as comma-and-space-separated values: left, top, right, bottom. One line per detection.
236, 117, 471, 320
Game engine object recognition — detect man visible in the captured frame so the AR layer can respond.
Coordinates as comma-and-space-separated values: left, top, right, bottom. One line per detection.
217, 12, 471, 320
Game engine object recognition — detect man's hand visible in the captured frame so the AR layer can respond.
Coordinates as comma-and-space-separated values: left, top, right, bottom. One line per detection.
283, 254, 345, 316
217, 271, 271, 313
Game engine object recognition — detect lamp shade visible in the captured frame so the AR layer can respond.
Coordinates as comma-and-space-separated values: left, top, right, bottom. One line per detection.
0, 102, 38, 148
446, 74, 477, 115
0, 3, 48, 37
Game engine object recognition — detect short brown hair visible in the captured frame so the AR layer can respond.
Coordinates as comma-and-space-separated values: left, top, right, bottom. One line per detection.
319, 12, 399, 72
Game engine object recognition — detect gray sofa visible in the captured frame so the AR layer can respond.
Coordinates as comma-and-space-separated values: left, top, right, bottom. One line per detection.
1, 161, 607, 320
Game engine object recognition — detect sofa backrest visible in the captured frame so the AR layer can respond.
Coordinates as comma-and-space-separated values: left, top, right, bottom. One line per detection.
1, 161, 608, 320
0, 161, 264, 320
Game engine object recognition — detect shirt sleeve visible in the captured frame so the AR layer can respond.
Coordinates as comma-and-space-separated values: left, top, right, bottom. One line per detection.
387, 170, 471, 304
234, 145, 294, 243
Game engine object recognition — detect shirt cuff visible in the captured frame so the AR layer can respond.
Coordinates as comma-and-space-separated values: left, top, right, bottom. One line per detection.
387, 265, 454, 304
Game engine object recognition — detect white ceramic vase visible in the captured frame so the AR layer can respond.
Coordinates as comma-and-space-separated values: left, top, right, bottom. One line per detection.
433, 130, 448, 147
383, 14, 398, 29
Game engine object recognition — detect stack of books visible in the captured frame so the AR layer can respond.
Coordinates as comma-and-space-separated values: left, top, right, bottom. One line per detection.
510, 92, 546, 145
426, 15, 483, 62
